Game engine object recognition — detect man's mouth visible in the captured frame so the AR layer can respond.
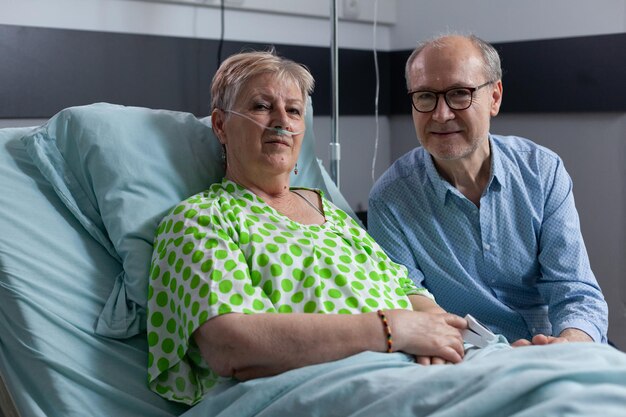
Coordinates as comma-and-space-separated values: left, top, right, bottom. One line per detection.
432, 131, 458, 136
430, 127, 462, 137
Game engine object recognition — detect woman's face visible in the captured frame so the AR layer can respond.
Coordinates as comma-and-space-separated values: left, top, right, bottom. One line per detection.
214, 73, 306, 183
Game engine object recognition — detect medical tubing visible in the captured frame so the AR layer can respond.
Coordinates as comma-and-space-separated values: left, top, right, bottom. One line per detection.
224, 110, 304, 136
371, 0, 380, 184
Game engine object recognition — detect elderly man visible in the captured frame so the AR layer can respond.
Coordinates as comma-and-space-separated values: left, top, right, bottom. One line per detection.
368, 34, 608, 346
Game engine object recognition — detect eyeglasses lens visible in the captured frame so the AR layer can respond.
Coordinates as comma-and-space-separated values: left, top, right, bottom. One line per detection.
411, 88, 473, 112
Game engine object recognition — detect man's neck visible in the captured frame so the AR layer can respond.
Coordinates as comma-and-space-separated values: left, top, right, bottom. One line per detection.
434, 142, 491, 206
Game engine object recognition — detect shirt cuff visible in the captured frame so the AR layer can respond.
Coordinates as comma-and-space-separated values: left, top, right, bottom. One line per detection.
554, 319, 606, 343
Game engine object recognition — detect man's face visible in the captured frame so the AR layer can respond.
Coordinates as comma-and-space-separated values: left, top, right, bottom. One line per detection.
407, 37, 502, 163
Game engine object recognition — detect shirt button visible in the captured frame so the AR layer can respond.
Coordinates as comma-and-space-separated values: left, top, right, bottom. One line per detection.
483, 243, 491, 251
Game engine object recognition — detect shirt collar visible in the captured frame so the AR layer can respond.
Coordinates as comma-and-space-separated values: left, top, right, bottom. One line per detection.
424, 135, 507, 205
423, 150, 450, 205
489, 134, 507, 191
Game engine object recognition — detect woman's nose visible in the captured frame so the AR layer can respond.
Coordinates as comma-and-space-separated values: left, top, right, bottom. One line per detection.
270, 107, 290, 128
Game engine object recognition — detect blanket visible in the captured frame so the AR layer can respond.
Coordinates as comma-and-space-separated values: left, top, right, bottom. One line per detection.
181, 341, 626, 417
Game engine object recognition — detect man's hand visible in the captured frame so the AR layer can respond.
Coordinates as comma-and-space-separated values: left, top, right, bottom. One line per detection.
511, 328, 593, 347
511, 334, 566, 346
558, 328, 594, 342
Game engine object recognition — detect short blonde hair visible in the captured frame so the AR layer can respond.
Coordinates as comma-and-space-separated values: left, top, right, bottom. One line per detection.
210, 49, 315, 112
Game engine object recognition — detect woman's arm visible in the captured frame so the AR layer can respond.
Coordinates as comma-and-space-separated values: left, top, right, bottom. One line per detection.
194, 310, 466, 381
408, 294, 446, 314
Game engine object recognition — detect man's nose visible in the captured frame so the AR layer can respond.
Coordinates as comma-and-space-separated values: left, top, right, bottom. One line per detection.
431, 94, 455, 122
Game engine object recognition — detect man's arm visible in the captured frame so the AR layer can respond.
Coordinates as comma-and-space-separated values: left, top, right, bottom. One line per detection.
529, 155, 607, 343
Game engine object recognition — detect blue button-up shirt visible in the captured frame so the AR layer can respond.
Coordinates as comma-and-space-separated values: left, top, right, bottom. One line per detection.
368, 134, 608, 343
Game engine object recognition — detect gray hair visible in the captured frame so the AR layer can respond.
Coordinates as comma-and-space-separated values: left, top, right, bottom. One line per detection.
210, 49, 315, 112
405, 33, 502, 90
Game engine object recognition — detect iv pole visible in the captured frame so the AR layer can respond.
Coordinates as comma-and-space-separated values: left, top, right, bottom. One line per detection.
329, 0, 340, 187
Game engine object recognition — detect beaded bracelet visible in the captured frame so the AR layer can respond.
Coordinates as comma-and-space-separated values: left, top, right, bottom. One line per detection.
377, 310, 393, 353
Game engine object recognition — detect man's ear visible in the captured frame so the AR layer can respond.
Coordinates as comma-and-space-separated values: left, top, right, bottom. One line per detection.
490, 80, 503, 117
211, 109, 227, 145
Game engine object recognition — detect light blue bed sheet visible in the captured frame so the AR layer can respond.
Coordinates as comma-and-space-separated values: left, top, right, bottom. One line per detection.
183, 342, 626, 417
0, 127, 187, 417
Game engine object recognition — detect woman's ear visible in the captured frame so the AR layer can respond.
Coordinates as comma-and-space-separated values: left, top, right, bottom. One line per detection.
211, 109, 227, 145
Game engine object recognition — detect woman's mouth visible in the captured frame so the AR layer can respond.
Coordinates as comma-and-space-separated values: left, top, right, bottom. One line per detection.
265, 138, 291, 147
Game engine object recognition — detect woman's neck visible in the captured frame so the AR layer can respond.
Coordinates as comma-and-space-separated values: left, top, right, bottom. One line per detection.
225, 171, 292, 200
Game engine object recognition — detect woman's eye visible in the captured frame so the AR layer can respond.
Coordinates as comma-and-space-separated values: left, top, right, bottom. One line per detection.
288, 108, 302, 116
253, 103, 271, 111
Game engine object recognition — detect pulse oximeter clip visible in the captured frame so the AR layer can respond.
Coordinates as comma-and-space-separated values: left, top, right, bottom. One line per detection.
461, 314, 497, 348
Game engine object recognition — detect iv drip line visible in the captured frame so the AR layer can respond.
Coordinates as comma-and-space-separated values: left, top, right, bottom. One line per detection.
371, 0, 380, 184
224, 110, 305, 136
329, 0, 340, 187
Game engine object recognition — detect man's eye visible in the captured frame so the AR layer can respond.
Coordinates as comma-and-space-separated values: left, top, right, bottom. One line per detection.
448, 89, 471, 98
416, 92, 435, 101
288, 108, 302, 116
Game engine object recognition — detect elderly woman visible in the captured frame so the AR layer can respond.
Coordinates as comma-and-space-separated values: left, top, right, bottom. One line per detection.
147, 50, 467, 405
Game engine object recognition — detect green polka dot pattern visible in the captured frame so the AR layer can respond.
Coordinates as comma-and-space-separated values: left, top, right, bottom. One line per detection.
147, 179, 432, 404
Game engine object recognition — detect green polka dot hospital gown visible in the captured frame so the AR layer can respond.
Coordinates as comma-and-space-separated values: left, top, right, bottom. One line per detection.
147, 179, 434, 404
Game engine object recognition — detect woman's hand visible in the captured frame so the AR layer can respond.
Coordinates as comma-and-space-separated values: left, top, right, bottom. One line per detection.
406, 295, 465, 365
414, 355, 454, 365
388, 310, 467, 364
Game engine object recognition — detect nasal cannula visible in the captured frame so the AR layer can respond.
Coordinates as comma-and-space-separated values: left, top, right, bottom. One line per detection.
225, 110, 304, 136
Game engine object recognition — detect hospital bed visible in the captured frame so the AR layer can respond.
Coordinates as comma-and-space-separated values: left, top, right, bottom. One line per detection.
2, 100, 626, 417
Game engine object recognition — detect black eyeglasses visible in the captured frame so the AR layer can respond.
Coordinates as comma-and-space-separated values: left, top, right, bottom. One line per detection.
408, 81, 495, 113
